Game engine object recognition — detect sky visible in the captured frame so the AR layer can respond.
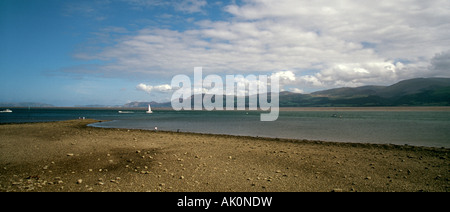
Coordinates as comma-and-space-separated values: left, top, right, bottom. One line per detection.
1, 0, 450, 106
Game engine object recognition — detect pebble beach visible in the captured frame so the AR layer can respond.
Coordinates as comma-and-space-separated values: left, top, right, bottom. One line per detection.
0, 119, 448, 192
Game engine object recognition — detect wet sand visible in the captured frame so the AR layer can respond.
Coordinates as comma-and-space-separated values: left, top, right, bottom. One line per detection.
0, 119, 448, 192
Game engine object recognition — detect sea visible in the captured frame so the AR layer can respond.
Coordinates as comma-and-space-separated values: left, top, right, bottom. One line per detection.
1, 108, 449, 148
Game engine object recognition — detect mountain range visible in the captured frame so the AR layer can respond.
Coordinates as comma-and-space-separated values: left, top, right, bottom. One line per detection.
126, 77, 450, 108
2, 78, 449, 108
298, 77, 450, 107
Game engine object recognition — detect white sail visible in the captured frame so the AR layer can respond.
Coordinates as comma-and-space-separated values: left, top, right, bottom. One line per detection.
146, 104, 153, 113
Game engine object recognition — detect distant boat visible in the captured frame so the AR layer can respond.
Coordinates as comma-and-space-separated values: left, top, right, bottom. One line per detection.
146, 104, 153, 114
0, 109, 12, 113
118, 111, 134, 114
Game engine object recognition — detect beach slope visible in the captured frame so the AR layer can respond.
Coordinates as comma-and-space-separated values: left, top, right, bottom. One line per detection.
0, 120, 448, 192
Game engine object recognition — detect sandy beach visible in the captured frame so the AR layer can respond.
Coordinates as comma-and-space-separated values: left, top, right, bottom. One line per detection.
0, 119, 448, 192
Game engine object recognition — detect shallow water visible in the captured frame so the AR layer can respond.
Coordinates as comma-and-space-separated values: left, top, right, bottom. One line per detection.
1, 108, 449, 148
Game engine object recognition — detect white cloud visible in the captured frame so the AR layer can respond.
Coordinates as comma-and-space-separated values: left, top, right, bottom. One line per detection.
290, 88, 304, 94
123, 0, 206, 13
430, 51, 450, 76
75, 0, 450, 93
136, 83, 173, 94
174, 0, 207, 13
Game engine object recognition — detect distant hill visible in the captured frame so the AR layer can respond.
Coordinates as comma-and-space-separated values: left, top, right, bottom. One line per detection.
123, 77, 450, 108
124, 101, 172, 108
288, 77, 450, 107
0, 102, 54, 107
311, 85, 385, 98
375, 78, 450, 98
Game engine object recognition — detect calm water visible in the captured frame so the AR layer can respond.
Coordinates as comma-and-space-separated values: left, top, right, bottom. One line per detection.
1, 108, 449, 148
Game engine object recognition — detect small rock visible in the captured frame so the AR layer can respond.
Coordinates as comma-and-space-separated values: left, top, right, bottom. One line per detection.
67, 153, 74, 157
180, 176, 184, 179
76, 179, 83, 184
331, 188, 343, 192
365, 176, 371, 180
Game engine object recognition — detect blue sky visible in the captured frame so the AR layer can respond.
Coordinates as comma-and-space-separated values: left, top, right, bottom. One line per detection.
1, 0, 450, 106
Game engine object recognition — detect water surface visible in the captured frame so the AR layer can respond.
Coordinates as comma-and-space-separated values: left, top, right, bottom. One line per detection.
1, 108, 449, 148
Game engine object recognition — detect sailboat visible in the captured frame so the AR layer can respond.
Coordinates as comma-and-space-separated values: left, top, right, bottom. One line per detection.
146, 104, 153, 114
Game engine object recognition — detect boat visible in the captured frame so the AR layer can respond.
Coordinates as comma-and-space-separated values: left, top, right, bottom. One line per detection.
118, 111, 134, 114
146, 104, 153, 114
0, 109, 12, 113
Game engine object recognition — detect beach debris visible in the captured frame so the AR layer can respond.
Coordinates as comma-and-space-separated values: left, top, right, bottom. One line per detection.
331, 188, 343, 192
55, 177, 64, 184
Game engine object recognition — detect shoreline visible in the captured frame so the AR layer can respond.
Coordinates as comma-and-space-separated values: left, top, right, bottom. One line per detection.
2, 118, 448, 150
90, 121, 449, 150
3, 106, 450, 111
1, 119, 448, 192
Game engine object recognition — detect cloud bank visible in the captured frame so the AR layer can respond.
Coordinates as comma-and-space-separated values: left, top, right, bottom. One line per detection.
73, 0, 450, 93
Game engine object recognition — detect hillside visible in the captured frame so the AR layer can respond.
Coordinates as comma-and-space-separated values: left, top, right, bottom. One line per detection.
0, 102, 54, 107
294, 77, 450, 106
123, 78, 450, 108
